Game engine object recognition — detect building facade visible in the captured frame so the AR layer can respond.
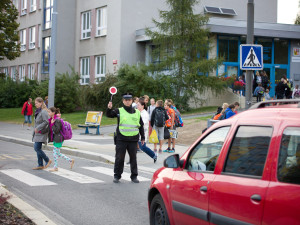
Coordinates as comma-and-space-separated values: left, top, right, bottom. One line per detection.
1, 0, 300, 98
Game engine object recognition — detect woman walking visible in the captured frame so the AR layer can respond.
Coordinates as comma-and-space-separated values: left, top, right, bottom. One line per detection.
48, 107, 74, 171
137, 99, 157, 163
32, 97, 52, 170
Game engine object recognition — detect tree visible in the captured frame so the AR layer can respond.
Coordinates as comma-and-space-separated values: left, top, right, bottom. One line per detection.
295, 1, 300, 24
145, 0, 227, 108
0, 0, 20, 61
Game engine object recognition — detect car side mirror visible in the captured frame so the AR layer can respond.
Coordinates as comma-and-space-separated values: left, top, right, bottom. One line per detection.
164, 154, 180, 168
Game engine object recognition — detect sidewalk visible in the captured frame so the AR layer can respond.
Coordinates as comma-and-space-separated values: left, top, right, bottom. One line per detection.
0, 122, 190, 170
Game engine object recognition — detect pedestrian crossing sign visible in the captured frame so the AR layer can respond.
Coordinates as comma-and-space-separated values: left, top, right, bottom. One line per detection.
240, 44, 263, 70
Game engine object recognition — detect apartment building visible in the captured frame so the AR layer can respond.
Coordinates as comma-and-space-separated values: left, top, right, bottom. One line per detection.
1, 0, 300, 98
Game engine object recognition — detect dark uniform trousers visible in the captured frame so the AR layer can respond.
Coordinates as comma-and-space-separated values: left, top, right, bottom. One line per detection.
114, 140, 138, 179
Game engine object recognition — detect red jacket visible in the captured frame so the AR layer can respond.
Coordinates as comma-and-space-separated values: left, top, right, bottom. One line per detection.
21, 102, 33, 116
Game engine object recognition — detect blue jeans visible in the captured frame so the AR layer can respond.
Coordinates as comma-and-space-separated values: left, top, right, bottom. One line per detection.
138, 142, 156, 159
34, 142, 49, 167
24, 115, 32, 124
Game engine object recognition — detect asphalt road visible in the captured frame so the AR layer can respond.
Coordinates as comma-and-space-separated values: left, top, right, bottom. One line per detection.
0, 140, 153, 225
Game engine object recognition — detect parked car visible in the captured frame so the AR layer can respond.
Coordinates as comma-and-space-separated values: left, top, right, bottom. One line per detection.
148, 99, 300, 225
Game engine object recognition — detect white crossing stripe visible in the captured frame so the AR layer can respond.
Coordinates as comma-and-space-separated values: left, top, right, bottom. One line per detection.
45, 168, 103, 184
0, 169, 57, 186
83, 167, 151, 182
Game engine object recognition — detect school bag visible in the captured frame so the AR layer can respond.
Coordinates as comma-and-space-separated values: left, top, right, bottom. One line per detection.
218, 113, 226, 120
59, 119, 73, 140
294, 89, 300, 98
171, 106, 184, 127
154, 108, 166, 127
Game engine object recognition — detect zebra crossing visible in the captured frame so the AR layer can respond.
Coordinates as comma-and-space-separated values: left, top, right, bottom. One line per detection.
0, 166, 153, 187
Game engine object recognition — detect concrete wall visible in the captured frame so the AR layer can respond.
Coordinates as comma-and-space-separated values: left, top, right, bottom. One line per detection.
189, 88, 246, 109
290, 40, 300, 87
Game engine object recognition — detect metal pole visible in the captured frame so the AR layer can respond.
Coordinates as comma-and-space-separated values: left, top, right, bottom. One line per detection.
48, 0, 58, 108
245, 0, 254, 109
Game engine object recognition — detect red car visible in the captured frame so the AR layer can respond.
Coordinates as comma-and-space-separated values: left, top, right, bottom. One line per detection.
148, 100, 300, 225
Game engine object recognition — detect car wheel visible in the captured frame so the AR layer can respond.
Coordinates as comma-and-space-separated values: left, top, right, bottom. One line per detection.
150, 194, 170, 225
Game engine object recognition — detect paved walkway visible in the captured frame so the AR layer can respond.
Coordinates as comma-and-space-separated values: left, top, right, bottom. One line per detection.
0, 122, 192, 170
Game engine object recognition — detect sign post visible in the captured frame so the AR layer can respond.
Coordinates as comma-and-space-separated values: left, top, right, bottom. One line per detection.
109, 86, 117, 102
240, 44, 263, 108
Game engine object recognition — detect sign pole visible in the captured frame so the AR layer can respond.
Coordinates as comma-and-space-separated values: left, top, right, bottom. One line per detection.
245, 0, 254, 109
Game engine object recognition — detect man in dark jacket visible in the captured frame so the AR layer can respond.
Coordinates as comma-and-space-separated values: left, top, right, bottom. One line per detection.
107, 93, 145, 183
275, 78, 288, 99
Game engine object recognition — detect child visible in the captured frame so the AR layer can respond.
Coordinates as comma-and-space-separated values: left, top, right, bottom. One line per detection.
151, 100, 169, 153
163, 101, 176, 153
254, 83, 264, 102
48, 107, 74, 172
264, 88, 271, 100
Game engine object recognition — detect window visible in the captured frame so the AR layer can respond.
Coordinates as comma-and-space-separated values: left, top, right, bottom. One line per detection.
257, 38, 272, 64
44, 0, 53, 29
28, 64, 35, 80
277, 127, 300, 185
224, 126, 273, 177
95, 55, 106, 83
187, 127, 230, 172
80, 57, 90, 85
30, 0, 36, 12
2, 68, 9, 79
218, 36, 238, 62
274, 39, 288, 65
150, 45, 173, 71
20, 29, 26, 51
81, 11, 91, 39
13, 0, 18, 9
96, 7, 107, 36
21, 0, 27, 15
19, 65, 26, 81
42, 37, 51, 73
29, 27, 36, 49
11, 66, 17, 81
37, 63, 40, 81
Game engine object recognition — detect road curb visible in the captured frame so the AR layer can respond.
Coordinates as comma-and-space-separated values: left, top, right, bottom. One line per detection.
0, 183, 56, 225
0, 135, 115, 164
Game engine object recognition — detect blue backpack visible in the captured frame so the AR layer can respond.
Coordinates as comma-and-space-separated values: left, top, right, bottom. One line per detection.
171, 106, 184, 127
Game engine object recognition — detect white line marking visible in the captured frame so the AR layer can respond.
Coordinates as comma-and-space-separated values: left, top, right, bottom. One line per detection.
45, 168, 103, 184
0, 169, 57, 186
82, 166, 151, 182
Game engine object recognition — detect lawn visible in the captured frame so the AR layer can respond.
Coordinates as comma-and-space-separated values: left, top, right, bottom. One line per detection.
0, 106, 216, 129
0, 108, 116, 129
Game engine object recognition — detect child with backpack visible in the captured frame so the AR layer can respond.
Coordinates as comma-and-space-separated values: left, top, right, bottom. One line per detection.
151, 100, 169, 154
254, 83, 265, 102
48, 107, 74, 172
163, 101, 176, 153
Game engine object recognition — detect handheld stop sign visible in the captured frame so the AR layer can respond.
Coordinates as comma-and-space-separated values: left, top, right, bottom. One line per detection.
109, 86, 117, 102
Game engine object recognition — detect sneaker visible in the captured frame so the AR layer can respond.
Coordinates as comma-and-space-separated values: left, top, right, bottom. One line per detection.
169, 148, 175, 153
44, 160, 52, 169
137, 149, 143, 153
49, 168, 58, 172
113, 177, 120, 183
158, 149, 162, 154
70, 159, 75, 169
163, 147, 170, 152
131, 178, 139, 183
27, 127, 30, 130
32, 166, 44, 170
154, 149, 157, 153
153, 156, 157, 163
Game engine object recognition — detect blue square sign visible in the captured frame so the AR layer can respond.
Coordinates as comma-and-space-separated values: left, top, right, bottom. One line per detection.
240, 44, 263, 70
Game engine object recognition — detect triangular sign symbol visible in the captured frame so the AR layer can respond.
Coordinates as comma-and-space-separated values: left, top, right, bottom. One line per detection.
243, 47, 261, 67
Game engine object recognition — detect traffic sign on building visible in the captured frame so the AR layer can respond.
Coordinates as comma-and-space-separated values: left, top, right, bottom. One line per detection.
240, 44, 263, 70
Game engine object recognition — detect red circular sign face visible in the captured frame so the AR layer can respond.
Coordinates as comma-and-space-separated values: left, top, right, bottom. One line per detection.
109, 86, 117, 95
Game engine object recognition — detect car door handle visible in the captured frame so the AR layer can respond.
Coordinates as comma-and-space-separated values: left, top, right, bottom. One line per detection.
200, 186, 207, 192
251, 194, 261, 201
